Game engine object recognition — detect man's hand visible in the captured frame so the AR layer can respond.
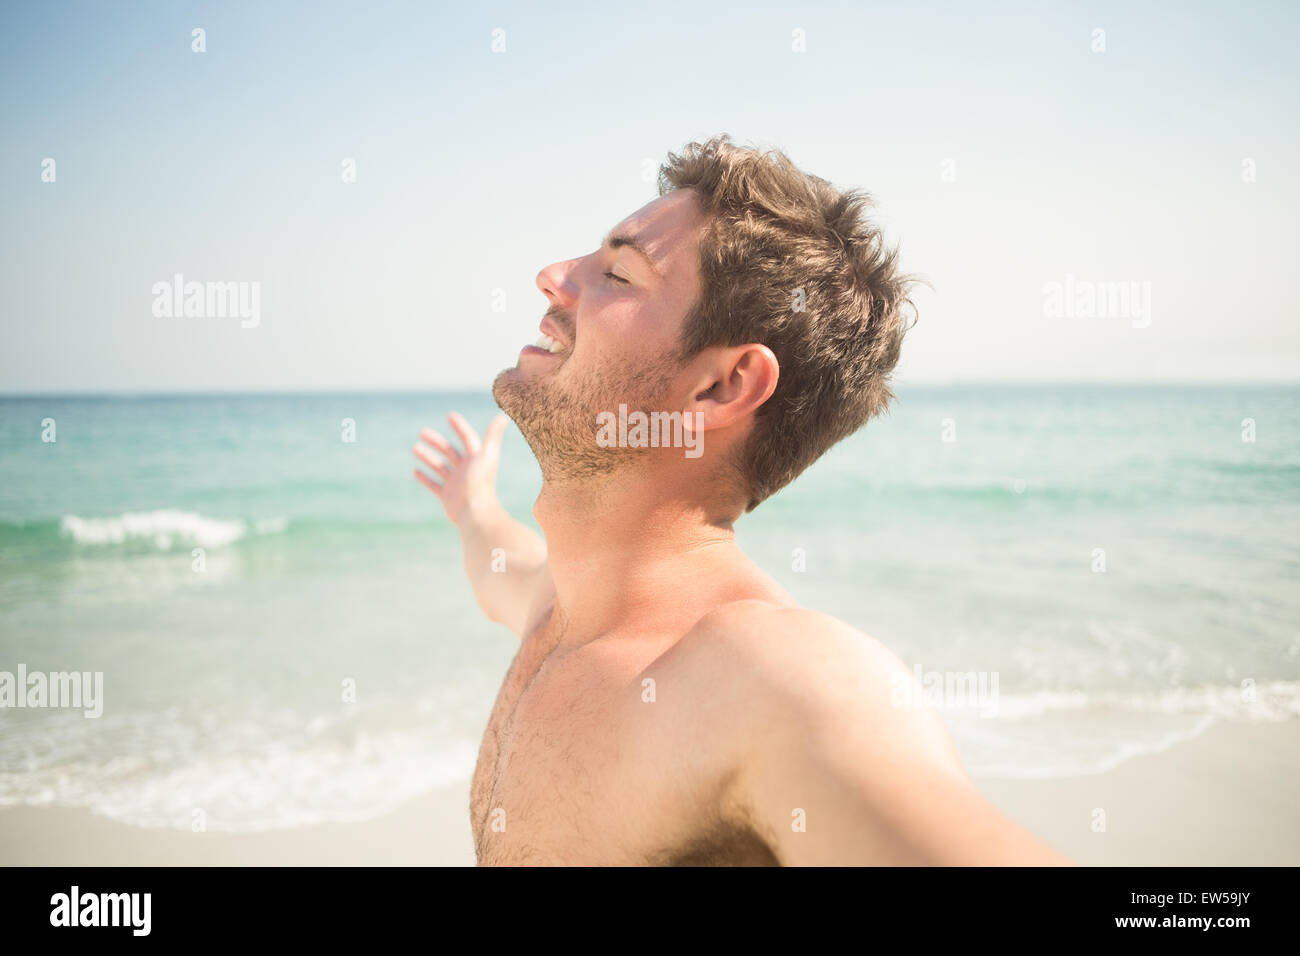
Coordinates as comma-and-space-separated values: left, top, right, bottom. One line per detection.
412, 411, 551, 638
413, 412, 508, 526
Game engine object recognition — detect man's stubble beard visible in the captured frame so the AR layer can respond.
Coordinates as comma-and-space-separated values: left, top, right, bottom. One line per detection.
493, 353, 682, 484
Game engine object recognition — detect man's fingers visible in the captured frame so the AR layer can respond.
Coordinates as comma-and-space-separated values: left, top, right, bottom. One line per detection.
412, 443, 452, 480
484, 413, 509, 453
447, 411, 482, 456
413, 468, 445, 496
419, 428, 462, 464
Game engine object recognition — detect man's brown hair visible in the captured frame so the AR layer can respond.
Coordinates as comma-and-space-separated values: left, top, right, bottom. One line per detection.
659, 135, 916, 511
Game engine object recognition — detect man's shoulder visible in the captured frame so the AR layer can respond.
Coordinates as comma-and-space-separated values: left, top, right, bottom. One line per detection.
658, 599, 961, 770
679, 599, 905, 697
660, 601, 911, 722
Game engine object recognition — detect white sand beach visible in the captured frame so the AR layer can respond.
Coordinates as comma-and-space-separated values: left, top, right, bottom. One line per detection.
2, 719, 1295, 866
974, 720, 1300, 866
0, 780, 476, 867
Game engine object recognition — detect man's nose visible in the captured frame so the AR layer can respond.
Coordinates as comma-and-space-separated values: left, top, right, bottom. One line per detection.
535, 259, 579, 307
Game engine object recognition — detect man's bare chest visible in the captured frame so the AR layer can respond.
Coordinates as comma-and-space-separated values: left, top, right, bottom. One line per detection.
469, 630, 651, 862
467, 627, 776, 866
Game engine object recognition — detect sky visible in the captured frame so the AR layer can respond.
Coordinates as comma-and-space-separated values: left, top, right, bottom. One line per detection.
1, 0, 1298, 392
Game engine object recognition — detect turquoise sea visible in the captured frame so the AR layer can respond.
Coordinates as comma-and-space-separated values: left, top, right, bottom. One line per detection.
1, 386, 1297, 830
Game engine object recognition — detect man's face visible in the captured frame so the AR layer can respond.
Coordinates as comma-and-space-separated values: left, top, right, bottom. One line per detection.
493, 189, 707, 481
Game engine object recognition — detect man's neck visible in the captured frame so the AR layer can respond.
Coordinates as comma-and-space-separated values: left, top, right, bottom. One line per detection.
533, 467, 767, 645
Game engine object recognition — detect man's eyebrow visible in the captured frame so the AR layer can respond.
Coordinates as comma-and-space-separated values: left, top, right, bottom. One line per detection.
602, 232, 662, 278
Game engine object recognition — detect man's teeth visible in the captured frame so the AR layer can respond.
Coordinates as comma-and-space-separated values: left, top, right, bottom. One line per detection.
534, 333, 563, 354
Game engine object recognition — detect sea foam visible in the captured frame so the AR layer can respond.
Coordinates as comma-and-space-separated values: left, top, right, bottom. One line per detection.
59, 510, 286, 551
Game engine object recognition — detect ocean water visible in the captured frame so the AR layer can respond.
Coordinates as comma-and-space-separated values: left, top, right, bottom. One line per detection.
1, 386, 1297, 831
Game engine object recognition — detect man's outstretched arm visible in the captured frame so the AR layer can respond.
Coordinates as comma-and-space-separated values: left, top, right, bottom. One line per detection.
413, 412, 550, 638
694, 603, 1073, 865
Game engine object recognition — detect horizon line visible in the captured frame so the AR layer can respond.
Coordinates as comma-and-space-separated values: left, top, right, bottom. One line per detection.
2, 379, 1299, 399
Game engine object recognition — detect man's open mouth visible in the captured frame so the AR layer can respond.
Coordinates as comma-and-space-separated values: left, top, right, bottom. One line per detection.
533, 332, 565, 354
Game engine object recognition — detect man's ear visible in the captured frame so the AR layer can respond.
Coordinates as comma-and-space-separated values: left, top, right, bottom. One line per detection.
684, 344, 779, 432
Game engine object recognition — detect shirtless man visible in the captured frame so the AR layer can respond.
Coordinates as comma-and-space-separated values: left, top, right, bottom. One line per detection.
414, 136, 1069, 866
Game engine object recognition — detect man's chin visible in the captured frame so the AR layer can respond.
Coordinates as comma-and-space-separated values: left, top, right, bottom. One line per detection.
492, 366, 539, 420
492, 365, 520, 389
493, 358, 549, 389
